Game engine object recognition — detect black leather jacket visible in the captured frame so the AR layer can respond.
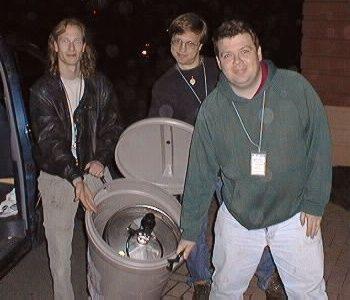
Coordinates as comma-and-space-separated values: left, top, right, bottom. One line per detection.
30, 72, 123, 184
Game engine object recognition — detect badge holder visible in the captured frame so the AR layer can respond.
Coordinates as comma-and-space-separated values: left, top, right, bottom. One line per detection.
251, 152, 266, 176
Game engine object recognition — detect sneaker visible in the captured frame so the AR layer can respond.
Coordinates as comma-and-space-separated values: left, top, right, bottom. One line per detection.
0, 188, 18, 218
265, 271, 287, 300
193, 282, 211, 300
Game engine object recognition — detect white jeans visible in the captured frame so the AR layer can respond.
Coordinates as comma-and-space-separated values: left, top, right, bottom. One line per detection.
210, 204, 327, 300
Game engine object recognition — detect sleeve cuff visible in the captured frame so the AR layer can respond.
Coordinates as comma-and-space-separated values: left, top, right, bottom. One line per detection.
72, 176, 83, 186
301, 201, 326, 217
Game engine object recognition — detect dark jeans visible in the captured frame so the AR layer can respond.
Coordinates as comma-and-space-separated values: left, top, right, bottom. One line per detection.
256, 246, 276, 290
186, 218, 212, 284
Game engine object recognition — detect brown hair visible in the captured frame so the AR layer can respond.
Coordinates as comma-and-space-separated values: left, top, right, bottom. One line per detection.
169, 13, 208, 44
212, 19, 260, 56
48, 18, 96, 77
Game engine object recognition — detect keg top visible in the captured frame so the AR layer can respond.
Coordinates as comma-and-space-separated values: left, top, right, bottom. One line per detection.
103, 205, 181, 261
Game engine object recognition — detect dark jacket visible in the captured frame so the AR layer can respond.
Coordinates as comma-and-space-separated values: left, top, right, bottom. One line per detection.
30, 72, 122, 184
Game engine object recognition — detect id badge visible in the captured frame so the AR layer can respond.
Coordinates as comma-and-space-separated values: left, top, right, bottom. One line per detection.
251, 152, 266, 176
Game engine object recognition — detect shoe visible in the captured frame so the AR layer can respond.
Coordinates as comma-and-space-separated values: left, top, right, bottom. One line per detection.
265, 271, 287, 300
0, 188, 18, 218
193, 282, 211, 300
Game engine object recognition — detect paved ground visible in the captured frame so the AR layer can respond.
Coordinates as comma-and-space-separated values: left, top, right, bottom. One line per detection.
0, 202, 349, 300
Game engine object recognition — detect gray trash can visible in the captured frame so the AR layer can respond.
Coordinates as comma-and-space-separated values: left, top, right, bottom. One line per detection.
85, 118, 193, 300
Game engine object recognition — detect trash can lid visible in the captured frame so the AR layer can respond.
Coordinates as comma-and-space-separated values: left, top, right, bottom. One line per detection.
115, 118, 193, 195
103, 205, 181, 261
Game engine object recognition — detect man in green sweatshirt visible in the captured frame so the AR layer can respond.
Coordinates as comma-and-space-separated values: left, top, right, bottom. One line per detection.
177, 19, 332, 299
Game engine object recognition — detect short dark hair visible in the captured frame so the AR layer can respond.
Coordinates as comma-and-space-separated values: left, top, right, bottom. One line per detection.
168, 13, 208, 44
212, 19, 259, 56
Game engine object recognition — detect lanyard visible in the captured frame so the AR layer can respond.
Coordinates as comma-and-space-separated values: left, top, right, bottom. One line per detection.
61, 75, 83, 151
231, 90, 266, 152
176, 60, 208, 104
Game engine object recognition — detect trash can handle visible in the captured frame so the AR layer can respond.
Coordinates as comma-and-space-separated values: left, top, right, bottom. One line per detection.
166, 250, 184, 272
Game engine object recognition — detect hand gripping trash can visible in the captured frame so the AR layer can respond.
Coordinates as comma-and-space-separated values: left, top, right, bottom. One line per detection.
85, 118, 193, 300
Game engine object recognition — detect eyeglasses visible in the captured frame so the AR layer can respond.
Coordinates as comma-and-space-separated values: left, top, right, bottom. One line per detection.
171, 38, 200, 50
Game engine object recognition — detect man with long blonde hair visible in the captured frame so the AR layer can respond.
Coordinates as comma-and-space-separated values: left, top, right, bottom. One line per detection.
30, 18, 122, 299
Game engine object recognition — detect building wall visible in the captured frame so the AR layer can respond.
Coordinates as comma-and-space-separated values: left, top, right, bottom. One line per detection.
302, 0, 350, 166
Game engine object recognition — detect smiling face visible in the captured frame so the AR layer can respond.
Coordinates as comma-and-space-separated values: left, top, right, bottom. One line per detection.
54, 24, 86, 71
170, 30, 203, 70
216, 33, 262, 98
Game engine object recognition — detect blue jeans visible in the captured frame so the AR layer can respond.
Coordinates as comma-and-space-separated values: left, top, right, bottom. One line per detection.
186, 216, 212, 284
186, 180, 277, 289
256, 247, 276, 290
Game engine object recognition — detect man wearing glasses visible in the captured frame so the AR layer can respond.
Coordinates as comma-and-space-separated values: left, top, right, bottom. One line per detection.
149, 13, 285, 300
149, 13, 219, 299
149, 13, 218, 125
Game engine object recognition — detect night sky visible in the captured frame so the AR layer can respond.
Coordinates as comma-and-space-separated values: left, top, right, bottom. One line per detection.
1, 0, 303, 125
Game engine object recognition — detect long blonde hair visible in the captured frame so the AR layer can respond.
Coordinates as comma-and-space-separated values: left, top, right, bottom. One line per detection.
48, 18, 96, 78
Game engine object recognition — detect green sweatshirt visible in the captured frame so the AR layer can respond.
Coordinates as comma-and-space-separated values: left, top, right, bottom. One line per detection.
180, 60, 332, 241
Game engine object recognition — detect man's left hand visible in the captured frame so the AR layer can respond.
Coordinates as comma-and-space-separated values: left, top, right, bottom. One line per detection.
85, 161, 104, 178
300, 212, 322, 238
74, 180, 97, 213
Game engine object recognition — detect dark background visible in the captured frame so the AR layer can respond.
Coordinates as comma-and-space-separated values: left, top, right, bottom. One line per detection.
0, 0, 303, 126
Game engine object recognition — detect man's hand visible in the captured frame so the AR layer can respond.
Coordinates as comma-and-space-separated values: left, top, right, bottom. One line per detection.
85, 161, 104, 178
177, 239, 196, 260
300, 212, 322, 238
74, 180, 97, 213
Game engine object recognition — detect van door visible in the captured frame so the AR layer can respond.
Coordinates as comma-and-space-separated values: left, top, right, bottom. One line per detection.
0, 35, 38, 278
